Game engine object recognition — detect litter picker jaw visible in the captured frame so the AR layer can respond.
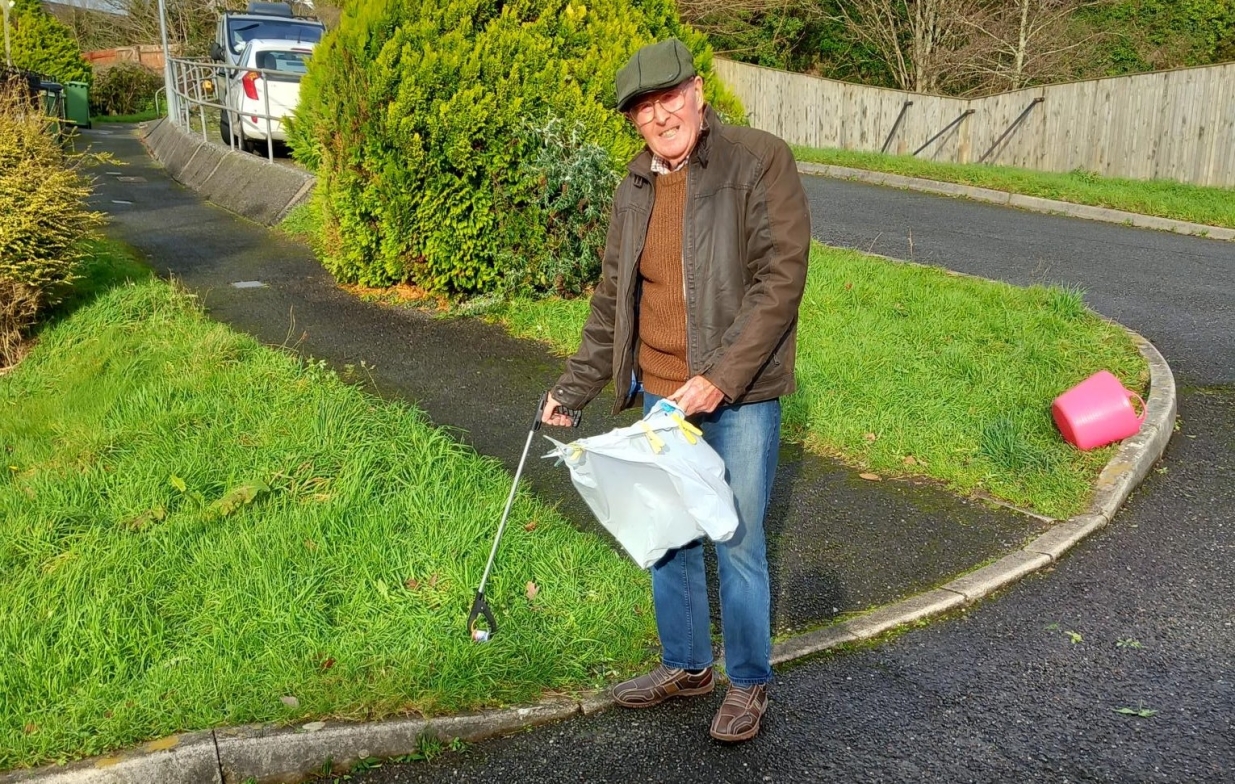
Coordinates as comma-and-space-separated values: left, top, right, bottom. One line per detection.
467, 392, 581, 641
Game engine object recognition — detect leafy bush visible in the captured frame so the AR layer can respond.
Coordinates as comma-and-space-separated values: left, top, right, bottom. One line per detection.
9, 0, 92, 86
0, 83, 101, 367
90, 62, 164, 116
291, 0, 742, 298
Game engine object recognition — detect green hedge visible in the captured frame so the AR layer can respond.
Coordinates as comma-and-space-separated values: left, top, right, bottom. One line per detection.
90, 63, 163, 117
9, 0, 92, 87
290, 0, 741, 298
0, 83, 100, 367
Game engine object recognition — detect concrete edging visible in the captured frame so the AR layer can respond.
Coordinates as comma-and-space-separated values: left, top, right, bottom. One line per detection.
139, 118, 314, 227
798, 162, 1235, 242
3, 333, 1176, 784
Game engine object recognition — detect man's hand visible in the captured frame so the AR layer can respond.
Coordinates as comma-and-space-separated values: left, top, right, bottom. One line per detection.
541, 392, 578, 427
667, 375, 725, 417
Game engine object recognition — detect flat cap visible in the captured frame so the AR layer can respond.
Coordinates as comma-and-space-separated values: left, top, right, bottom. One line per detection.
615, 38, 697, 112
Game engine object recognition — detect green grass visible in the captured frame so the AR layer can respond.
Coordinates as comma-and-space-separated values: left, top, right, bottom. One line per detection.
0, 240, 655, 770
488, 243, 1146, 519
793, 146, 1235, 230
91, 110, 161, 124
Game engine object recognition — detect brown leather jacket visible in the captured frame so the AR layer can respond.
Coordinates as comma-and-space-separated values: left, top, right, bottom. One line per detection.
553, 106, 812, 414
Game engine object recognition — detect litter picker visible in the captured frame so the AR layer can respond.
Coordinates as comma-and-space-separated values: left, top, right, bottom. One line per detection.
468, 392, 581, 641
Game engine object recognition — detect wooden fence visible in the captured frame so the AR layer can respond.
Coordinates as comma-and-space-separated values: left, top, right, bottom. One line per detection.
714, 59, 1235, 189
84, 45, 178, 72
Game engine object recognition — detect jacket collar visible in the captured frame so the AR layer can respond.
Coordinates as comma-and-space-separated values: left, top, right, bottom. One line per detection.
627, 104, 720, 183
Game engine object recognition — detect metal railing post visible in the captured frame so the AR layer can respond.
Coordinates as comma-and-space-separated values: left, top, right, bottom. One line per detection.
263, 74, 273, 162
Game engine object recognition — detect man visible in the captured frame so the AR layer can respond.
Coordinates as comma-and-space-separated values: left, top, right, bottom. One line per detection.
542, 38, 811, 742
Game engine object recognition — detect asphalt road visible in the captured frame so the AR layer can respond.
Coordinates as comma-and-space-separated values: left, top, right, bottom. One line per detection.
347, 177, 1235, 782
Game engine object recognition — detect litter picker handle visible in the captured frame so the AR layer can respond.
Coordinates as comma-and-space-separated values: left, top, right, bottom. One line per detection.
536, 391, 582, 430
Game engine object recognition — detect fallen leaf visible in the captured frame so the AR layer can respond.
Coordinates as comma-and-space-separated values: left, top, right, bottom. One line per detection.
280, 695, 300, 709
404, 577, 420, 591
319, 657, 335, 671
844, 282, 853, 290
23, 723, 38, 735
523, 520, 538, 532
302, 721, 326, 732
863, 433, 878, 442
169, 475, 187, 492
428, 573, 440, 588
210, 481, 270, 518
526, 581, 539, 600
903, 456, 918, 466
859, 473, 882, 481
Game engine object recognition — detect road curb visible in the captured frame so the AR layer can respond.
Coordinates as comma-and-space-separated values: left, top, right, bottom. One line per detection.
797, 162, 1235, 242
3, 333, 1175, 784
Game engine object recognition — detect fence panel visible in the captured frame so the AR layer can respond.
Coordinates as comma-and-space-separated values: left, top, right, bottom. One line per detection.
714, 59, 1235, 188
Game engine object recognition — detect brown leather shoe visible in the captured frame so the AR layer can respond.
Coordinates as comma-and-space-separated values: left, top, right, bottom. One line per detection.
709, 683, 768, 742
612, 664, 714, 708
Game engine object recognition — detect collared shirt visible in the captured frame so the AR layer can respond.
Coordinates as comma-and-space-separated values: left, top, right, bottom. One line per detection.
650, 154, 688, 175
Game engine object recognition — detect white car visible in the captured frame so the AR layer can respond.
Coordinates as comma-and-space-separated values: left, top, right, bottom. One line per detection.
222, 38, 315, 154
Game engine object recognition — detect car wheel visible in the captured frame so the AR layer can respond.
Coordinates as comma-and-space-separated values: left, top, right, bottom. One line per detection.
219, 111, 230, 144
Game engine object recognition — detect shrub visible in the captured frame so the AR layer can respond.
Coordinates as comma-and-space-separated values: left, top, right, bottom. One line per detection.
291, 0, 742, 298
9, 0, 92, 86
0, 83, 101, 367
90, 62, 164, 116
0, 279, 39, 368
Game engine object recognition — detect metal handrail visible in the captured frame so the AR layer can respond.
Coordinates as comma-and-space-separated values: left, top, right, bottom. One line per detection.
166, 55, 303, 162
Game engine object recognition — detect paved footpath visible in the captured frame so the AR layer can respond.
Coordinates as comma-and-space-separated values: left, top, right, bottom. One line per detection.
77, 127, 1233, 781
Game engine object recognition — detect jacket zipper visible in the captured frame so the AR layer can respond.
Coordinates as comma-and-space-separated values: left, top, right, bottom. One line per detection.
681, 163, 693, 376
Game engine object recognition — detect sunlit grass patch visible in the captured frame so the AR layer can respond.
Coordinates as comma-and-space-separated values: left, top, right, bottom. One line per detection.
0, 244, 655, 769
491, 243, 1146, 518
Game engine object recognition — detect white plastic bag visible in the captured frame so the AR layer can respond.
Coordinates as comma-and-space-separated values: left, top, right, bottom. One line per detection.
544, 400, 738, 568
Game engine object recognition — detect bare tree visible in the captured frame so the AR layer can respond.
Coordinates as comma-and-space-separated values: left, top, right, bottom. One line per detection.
831, 0, 992, 93
956, 0, 1109, 92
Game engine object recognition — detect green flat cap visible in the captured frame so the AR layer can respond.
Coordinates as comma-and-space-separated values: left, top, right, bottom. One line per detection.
615, 38, 697, 112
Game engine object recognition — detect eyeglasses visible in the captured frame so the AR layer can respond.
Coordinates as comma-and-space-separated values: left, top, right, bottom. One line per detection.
629, 81, 694, 126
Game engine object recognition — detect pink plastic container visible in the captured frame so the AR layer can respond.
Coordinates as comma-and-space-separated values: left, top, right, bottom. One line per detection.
1052, 370, 1146, 450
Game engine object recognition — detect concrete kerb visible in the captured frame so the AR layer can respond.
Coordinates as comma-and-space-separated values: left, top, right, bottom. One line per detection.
5, 333, 1176, 784
137, 120, 314, 228
798, 161, 1235, 242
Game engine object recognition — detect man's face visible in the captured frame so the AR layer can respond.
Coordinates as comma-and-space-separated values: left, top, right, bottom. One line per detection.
628, 77, 704, 169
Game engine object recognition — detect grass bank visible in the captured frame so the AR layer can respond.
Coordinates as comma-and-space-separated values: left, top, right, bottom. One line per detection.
0, 240, 655, 770
793, 146, 1235, 231
90, 109, 161, 124
489, 243, 1146, 519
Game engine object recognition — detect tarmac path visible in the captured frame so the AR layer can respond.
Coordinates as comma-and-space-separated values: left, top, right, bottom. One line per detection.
82, 129, 1233, 781
350, 178, 1234, 782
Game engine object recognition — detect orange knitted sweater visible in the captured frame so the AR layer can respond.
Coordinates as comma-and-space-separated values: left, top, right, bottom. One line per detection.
638, 167, 690, 397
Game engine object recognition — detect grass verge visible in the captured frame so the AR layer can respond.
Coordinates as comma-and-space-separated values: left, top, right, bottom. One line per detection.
0, 240, 655, 770
487, 243, 1146, 519
91, 110, 161, 124
792, 146, 1235, 231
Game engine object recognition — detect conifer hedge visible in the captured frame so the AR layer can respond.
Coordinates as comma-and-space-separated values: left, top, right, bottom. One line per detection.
9, 0, 92, 87
290, 0, 741, 297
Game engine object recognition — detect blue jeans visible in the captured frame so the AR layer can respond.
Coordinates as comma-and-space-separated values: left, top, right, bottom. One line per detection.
642, 392, 781, 687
